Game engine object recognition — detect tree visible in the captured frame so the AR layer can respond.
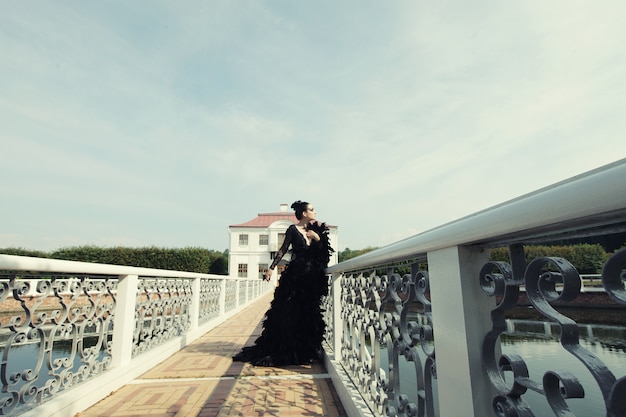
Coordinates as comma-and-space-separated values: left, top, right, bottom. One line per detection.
338, 246, 378, 263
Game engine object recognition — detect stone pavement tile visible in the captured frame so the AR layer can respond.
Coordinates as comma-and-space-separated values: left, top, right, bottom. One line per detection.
75, 294, 348, 417
75, 379, 220, 417
209, 325, 262, 338
140, 338, 252, 379
235, 362, 328, 379
141, 297, 271, 380
214, 376, 347, 417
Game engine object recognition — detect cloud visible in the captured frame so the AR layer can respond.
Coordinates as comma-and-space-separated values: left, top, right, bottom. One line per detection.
1, 1, 625, 252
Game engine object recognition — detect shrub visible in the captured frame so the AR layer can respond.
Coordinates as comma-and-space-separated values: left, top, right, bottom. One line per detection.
48, 246, 227, 274
0, 247, 50, 258
489, 244, 608, 274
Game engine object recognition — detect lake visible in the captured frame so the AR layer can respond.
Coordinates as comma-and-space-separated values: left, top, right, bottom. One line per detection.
3, 312, 625, 416
380, 310, 626, 417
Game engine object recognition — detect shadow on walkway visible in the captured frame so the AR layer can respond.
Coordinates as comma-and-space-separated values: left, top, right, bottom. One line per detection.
76, 294, 348, 417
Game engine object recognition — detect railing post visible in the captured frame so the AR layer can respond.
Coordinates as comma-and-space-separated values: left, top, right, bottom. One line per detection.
189, 276, 201, 332
111, 274, 139, 368
427, 246, 495, 417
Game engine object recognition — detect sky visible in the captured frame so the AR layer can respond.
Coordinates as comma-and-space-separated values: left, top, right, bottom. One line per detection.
1, 1, 625, 253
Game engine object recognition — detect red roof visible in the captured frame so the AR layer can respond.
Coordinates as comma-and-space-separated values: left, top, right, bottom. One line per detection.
229, 212, 297, 228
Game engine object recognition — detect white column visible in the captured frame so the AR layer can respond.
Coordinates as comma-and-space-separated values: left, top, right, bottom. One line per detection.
427, 246, 496, 417
111, 274, 139, 368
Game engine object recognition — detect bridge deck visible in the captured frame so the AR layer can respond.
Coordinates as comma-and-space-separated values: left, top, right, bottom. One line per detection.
76, 293, 347, 417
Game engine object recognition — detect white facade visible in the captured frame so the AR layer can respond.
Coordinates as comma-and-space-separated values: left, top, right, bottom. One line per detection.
228, 205, 338, 281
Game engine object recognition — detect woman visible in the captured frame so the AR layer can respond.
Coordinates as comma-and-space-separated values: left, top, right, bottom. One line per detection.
232, 200, 333, 366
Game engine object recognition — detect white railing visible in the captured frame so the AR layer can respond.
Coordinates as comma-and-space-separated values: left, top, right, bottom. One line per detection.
0, 257, 274, 417
322, 158, 626, 417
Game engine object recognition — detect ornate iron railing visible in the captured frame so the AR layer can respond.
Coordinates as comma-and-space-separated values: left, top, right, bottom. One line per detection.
480, 247, 626, 416
198, 279, 222, 324
0, 260, 273, 417
324, 158, 626, 417
0, 274, 117, 416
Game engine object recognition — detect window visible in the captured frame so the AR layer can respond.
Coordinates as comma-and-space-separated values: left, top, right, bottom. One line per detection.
239, 234, 248, 245
259, 263, 268, 279
238, 263, 248, 278
259, 234, 269, 245
278, 233, 286, 247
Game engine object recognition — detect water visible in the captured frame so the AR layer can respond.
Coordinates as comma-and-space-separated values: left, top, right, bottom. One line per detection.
500, 330, 626, 416
1, 336, 108, 414
379, 316, 626, 416
4, 315, 626, 416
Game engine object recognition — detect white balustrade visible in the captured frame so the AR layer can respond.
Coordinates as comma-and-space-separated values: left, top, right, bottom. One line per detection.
0, 257, 273, 417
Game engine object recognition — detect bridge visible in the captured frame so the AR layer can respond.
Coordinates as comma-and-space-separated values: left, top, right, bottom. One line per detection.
76, 292, 348, 417
1, 158, 626, 417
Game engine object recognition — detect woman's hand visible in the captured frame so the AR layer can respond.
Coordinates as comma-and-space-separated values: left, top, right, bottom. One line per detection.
306, 230, 320, 242
264, 269, 273, 281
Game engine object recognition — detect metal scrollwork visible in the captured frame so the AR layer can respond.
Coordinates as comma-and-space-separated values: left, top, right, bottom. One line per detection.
481, 260, 524, 410
543, 370, 584, 415
133, 278, 192, 356
321, 276, 334, 349
482, 248, 626, 417
526, 257, 616, 410
340, 265, 437, 417
601, 248, 626, 417
608, 375, 626, 417
386, 269, 437, 417
225, 280, 237, 312
199, 279, 221, 323
602, 248, 626, 304
341, 272, 387, 415
0, 274, 116, 416
380, 272, 402, 416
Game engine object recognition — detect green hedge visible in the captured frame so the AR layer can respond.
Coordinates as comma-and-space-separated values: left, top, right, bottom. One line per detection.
489, 244, 608, 274
0, 247, 50, 258
2, 243, 610, 275
0, 246, 228, 275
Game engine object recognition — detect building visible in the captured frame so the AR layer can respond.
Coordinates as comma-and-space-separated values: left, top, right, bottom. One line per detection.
228, 204, 339, 280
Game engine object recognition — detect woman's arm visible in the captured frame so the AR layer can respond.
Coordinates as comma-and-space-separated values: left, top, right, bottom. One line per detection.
265, 226, 293, 280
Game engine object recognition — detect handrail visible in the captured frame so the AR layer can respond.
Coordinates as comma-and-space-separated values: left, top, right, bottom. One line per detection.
0, 254, 226, 279
328, 157, 626, 274
323, 158, 626, 416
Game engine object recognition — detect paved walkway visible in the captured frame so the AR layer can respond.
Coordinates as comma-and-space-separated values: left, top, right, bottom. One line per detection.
75, 294, 348, 417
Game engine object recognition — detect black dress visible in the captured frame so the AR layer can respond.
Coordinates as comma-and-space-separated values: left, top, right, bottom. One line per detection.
232, 221, 333, 366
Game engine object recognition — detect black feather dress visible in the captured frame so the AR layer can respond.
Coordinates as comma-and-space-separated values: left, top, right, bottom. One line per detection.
232, 221, 333, 366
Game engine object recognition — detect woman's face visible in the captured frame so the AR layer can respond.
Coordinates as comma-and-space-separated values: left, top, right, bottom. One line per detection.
303, 204, 317, 221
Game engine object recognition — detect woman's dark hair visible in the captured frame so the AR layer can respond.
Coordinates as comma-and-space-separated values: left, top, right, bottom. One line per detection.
291, 200, 309, 220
